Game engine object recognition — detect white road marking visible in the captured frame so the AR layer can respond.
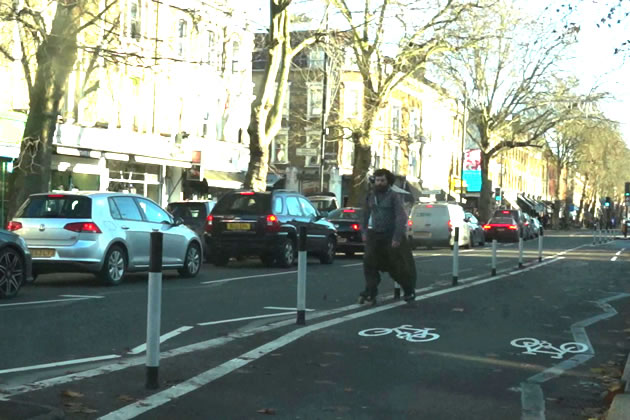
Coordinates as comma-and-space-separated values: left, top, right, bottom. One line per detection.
59, 294, 105, 299
201, 271, 297, 285
264, 306, 314, 312
198, 312, 295, 326
615, 249, 624, 256
128, 326, 193, 355
611, 256, 618, 262
518, 293, 630, 420
342, 262, 362, 267
99, 255, 569, 419
1, 244, 586, 400
0, 355, 120, 375
440, 268, 473, 276
0, 296, 102, 308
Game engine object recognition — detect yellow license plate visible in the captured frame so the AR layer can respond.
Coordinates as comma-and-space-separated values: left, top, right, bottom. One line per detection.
31, 248, 55, 258
226, 223, 251, 231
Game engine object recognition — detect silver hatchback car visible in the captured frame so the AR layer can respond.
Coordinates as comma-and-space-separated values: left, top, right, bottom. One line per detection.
7, 192, 203, 285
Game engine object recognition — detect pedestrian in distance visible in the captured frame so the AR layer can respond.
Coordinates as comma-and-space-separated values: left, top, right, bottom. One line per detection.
358, 169, 416, 305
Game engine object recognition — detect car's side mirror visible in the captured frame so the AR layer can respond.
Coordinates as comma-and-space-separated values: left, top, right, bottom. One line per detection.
173, 217, 184, 227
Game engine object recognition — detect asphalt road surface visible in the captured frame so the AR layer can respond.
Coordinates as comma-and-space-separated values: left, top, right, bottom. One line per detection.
1, 230, 628, 419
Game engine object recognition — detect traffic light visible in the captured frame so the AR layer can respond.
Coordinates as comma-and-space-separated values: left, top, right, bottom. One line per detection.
625, 182, 630, 197
494, 187, 502, 203
604, 197, 611, 208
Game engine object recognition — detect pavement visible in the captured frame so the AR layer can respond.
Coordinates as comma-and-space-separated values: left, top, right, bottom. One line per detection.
0, 230, 628, 419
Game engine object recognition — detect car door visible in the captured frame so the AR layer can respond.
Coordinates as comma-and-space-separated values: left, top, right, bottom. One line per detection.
285, 195, 306, 242
109, 196, 149, 269
136, 198, 187, 266
298, 196, 326, 251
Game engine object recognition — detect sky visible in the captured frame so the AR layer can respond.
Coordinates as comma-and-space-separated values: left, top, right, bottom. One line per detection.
250, 0, 630, 142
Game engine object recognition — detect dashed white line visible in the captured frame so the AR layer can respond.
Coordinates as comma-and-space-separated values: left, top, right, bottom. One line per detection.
264, 306, 314, 312
611, 256, 618, 262
59, 294, 105, 299
198, 312, 295, 326
0, 355, 120, 375
128, 326, 193, 355
0, 296, 103, 308
201, 271, 297, 285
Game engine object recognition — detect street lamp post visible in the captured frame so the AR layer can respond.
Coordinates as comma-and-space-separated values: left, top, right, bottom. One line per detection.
459, 98, 467, 204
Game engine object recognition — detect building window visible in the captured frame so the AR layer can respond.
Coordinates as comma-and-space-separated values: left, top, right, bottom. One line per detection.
207, 30, 218, 68
411, 151, 419, 177
342, 140, 354, 167
344, 86, 361, 119
391, 105, 401, 134
271, 133, 288, 164
307, 83, 323, 117
393, 145, 401, 174
232, 40, 241, 73
308, 48, 325, 69
129, 0, 141, 41
305, 134, 320, 167
177, 19, 188, 57
410, 108, 420, 140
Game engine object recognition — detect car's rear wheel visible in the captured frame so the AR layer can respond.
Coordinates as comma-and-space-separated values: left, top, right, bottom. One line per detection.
178, 243, 201, 278
100, 245, 127, 286
0, 248, 24, 299
276, 238, 296, 268
320, 237, 335, 264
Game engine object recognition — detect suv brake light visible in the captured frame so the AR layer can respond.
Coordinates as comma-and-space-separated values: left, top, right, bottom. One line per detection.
508, 225, 518, 230
6, 221, 22, 231
266, 214, 281, 232
205, 214, 213, 232
408, 220, 413, 227
483, 224, 491, 230
64, 222, 102, 233
502, 211, 510, 214
351, 223, 360, 231
447, 220, 452, 231
240, 191, 255, 195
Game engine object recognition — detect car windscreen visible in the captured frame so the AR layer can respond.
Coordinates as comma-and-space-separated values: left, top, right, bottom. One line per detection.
310, 199, 335, 210
167, 203, 206, 220
328, 209, 363, 220
212, 194, 271, 215
16, 195, 92, 219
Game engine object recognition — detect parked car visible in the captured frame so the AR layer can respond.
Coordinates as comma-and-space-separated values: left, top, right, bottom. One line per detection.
166, 200, 216, 259
306, 193, 339, 217
531, 217, 543, 236
465, 212, 486, 246
0, 229, 33, 298
522, 213, 536, 239
327, 207, 364, 256
7, 193, 203, 285
408, 203, 472, 249
482, 216, 521, 242
207, 190, 337, 267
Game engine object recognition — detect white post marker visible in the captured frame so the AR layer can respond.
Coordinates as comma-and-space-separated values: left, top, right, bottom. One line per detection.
538, 228, 543, 262
146, 231, 163, 390
393, 279, 401, 300
296, 226, 307, 325
518, 231, 524, 269
592, 226, 596, 245
491, 239, 497, 276
452, 227, 459, 285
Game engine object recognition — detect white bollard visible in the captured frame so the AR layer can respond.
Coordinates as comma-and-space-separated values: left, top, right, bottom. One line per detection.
297, 227, 307, 325
518, 233, 524, 269
146, 231, 163, 389
452, 227, 459, 285
491, 239, 497, 276
538, 229, 543, 262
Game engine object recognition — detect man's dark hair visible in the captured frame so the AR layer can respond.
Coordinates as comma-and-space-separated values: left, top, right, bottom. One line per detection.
373, 168, 395, 186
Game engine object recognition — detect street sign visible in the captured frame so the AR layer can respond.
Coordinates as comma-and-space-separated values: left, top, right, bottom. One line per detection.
296, 148, 318, 157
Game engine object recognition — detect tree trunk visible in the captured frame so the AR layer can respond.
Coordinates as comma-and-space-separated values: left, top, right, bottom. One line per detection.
8, 4, 79, 219
552, 162, 562, 229
346, 139, 372, 207
244, 115, 270, 192
478, 153, 493, 222
576, 176, 588, 225
563, 166, 571, 227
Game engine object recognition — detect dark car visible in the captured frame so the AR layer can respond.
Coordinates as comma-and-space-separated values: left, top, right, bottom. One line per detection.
0, 229, 33, 298
166, 200, 216, 259
327, 207, 364, 256
207, 190, 337, 267
483, 216, 521, 242
493, 209, 526, 237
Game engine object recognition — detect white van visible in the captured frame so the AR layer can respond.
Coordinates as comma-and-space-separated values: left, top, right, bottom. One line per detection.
407, 203, 472, 249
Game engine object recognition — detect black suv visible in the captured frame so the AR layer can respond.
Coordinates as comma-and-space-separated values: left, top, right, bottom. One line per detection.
207, 190, 337, 267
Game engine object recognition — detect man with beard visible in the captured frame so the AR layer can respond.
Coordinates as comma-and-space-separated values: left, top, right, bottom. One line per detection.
358, 169, 415, 305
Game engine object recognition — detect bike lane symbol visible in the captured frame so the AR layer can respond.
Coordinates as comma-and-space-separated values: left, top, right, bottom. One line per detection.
358, 325, 440, 343
510, 337, 589, 359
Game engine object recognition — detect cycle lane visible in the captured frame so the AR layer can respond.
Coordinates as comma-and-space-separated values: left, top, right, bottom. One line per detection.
109, 244, 630, 420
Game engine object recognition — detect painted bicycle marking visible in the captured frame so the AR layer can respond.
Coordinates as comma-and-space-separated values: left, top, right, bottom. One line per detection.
358, 325, 440, 343
510, 337, 589, 359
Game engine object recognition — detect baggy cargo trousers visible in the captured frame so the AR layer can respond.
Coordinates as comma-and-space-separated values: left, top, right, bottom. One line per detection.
362, 230, 415, 298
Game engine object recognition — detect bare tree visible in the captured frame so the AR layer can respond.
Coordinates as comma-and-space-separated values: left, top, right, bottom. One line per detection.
244, 0, 324, 191
326, 0, 488, 206
431, 2, 601, 220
